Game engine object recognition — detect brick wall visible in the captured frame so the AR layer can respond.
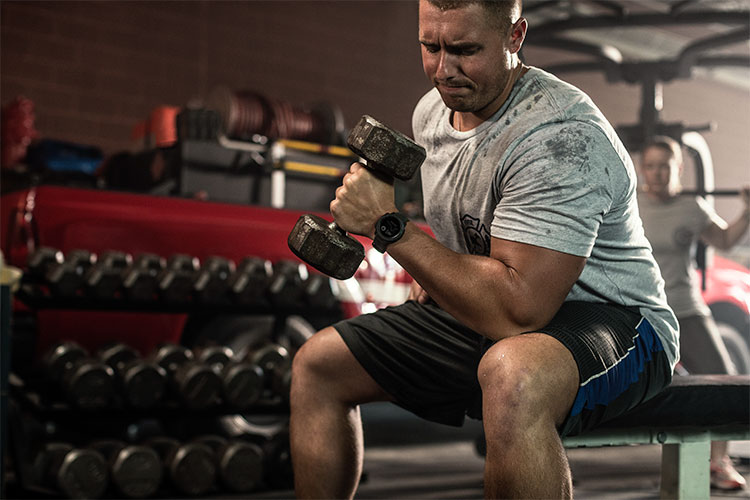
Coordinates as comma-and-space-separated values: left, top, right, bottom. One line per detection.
1, 0, 427, 154
2, 0, 748, 221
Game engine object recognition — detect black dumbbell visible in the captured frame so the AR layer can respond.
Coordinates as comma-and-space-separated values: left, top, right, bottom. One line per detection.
32, 442, 109, 499
122, 253, 165, 301
84, 250, 132, 299
44, 341, 116, 410
288, 115, 426, 279
147, 436, 217, 496
227, 256, 273, 307
272, 367, 292, 404
157, 254, 199, 304
46, 249, 97, 296
268, 260, 308, 310
195, 346, 264, 409
192, 435, 265, 493
44, 341, 87, 381
89, 439, 162, 499
304, 272, 340, 310
262, 431, 294, 490
27, 246, 64, 279
193, 256, 235, 304
150, 343, 222, 409
195, 345, 236, 368
98, 342, 140, 370
246, 343, 291, 400
97, 343, 167, 409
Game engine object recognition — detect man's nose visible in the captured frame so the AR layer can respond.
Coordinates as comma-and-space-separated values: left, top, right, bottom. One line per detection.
436, 51, 458, 80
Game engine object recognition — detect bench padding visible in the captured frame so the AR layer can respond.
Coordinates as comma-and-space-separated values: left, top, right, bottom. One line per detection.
598, 374, 749, 429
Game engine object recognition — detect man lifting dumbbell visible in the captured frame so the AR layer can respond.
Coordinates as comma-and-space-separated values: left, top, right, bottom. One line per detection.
290, 1, 679, 499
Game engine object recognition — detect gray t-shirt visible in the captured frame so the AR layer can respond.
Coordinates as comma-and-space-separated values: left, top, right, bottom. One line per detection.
638, 194, 724, 318
412, 67, 679, 370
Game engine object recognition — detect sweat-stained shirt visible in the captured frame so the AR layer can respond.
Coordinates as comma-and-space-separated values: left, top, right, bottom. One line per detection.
412, 66, 680, 371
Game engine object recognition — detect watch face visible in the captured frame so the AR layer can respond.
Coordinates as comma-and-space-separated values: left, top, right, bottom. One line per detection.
378, 214, 403, 240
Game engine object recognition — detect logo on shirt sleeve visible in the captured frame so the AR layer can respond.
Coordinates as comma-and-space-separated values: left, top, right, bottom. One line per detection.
461, 214, 491, 256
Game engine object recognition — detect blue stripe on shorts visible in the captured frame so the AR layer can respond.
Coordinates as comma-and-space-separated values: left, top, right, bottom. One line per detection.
569, 317, 665, 417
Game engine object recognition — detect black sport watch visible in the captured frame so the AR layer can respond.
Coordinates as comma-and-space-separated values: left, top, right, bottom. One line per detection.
373, 212, 409, 253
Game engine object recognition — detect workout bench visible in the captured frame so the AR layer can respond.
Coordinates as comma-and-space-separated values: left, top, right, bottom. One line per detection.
562, 374, 750, 499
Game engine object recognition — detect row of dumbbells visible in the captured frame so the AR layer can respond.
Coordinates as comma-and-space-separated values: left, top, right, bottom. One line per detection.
31, 432, 291, 499
40, 341, 291, 411
26, 247, 340, 310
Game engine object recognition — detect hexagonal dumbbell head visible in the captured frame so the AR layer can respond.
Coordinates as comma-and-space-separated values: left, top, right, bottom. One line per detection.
287, 214, 364, 280
347, 115, 426, 181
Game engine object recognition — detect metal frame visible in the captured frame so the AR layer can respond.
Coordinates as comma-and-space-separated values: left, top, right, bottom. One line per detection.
524, 3, 750, 153
563, 424, 750, 499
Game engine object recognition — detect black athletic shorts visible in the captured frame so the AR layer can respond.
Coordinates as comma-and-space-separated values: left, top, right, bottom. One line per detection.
333, 300, 672, 437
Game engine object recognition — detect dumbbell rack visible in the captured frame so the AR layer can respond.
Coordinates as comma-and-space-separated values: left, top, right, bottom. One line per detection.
3, 111, 365, 498
7, 375, 291, 498
4, 262, 335, 499
15, 281, 337, 317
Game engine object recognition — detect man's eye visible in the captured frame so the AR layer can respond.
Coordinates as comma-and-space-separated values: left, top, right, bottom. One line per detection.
422, 44, 439, 53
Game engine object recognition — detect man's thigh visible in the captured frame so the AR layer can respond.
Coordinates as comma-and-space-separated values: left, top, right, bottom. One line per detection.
293, 326, 394, 405
532, 301, 672, 436
333, 300, 484, 426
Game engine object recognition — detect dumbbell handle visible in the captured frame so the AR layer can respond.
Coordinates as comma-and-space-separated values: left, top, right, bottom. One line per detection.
680, 189, 742, 196
328, 220, 347, 236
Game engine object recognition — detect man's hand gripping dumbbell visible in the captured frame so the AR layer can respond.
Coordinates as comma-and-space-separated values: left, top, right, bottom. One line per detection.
288, 115, 426, 279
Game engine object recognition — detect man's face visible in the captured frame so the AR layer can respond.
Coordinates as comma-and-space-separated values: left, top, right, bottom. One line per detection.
418, 0, 522, 119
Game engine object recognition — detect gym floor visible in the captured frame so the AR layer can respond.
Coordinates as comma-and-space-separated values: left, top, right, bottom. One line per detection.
246, 402, 750, 500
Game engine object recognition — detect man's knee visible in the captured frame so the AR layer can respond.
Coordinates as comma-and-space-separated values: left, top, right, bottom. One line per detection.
477, 334, 578, 428
477, 341, 538, 413
291, 326, 342, 391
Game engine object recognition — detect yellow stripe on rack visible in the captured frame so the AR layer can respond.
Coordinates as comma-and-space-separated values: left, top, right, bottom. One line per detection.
278, 139, 353, 158
283, 161, 345, 177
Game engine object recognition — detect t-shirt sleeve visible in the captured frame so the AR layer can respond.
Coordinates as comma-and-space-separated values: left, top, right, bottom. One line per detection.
491, 122, 622, 257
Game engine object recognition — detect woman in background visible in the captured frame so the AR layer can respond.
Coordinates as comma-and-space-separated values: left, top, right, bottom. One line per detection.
638, 135, 750, 491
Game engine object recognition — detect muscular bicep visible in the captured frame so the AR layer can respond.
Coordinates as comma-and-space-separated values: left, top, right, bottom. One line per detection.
490, 236, 586, 330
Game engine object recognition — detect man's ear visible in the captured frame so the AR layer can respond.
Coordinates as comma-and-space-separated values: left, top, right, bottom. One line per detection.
509, 17, 527, 54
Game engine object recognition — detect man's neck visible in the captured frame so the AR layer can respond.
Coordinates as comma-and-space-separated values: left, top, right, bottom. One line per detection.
452, 63, 528, 132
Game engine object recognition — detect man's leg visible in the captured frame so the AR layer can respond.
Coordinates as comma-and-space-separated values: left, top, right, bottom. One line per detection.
479, 333, 579, 499
290, 326, 392, 499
